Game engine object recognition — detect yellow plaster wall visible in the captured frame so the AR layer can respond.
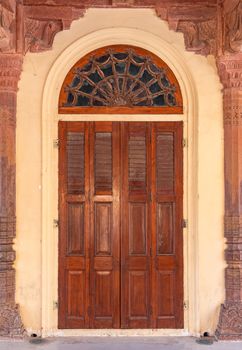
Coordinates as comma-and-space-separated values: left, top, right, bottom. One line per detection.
15, 9, 224, 336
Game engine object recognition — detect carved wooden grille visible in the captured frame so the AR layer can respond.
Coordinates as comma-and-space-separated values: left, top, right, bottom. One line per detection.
59, 45, 183, 114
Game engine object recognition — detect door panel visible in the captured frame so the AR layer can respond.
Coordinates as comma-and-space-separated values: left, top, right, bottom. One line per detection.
67, 270, 85, 319
94, 202, 112, 256
89, 122, 120, 328
121, 122, 151, 328
156, 202, 174, 255
59, 121, 183, 330
129, 203, 147, 255
59, 122, 90, 329
67, 203, 85, 255
151, 122, 183, 329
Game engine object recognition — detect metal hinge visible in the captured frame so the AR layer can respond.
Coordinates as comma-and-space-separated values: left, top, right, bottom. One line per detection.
182, 138, 187, 148
53, 139, 60, 148
53, 219, 59, 228
53, 301, 58, 310
183, 301, 189, 310
182, 219, 187, 229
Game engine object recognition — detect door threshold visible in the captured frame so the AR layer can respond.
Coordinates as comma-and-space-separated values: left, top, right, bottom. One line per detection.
42, 329, 189, 337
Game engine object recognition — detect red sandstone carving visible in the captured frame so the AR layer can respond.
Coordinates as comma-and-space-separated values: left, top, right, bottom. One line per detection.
224, 0, 242, 53
156, 4, 217, 55
18, 1, 220, 55
24, 5, 85, 53
216, 302, 242, 340
0, 1, 15, 52
25, 18, 63, 53
215, 54, 242, 340
0, 54, 24, 337
176, 20, 216, 56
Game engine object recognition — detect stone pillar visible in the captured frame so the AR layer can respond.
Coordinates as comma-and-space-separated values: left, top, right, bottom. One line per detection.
0, 54, 24, 336
216, 53, 242, 340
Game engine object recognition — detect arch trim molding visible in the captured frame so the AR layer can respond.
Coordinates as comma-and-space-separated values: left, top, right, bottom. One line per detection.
41, 27, 199, 336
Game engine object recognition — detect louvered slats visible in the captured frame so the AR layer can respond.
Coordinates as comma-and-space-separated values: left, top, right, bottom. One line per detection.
95, 132, 112, 193
67, 132, 85, 194
128, 135, 147, 192
156, 133, 174, 193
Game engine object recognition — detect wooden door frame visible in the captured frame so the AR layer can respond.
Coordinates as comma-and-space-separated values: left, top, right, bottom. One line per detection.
41, 113, 193, 334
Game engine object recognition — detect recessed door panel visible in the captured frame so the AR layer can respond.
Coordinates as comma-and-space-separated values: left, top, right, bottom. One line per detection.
67, 203, 85, 255
129, 271, 149, 318
156, 202, 174, 255
95, 203, 112, 256
67, 270, 85, 319
129, 203, 147, 255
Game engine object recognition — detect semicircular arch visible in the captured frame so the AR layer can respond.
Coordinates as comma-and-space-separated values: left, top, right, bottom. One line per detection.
41, 26, 199, 336
59, 45, 183, 114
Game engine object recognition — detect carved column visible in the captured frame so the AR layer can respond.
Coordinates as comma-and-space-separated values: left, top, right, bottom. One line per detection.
216, 53, 242, 340
0, 54, 24, 336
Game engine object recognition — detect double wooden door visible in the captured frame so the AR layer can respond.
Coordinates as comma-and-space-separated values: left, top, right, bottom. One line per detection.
58, 121, 183, 329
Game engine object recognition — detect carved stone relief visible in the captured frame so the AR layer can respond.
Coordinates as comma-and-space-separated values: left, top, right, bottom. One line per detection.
25, 18, 63, 53
216, 303, 242, 340
155, 4, 217, 56
224, 0, 242, 53
0, 1, 15, 52
0, 53, 24, 337
215, 54, 242, 339
176, 20, 216, 56
23, 5, 85, 53
0, 304, 25, 337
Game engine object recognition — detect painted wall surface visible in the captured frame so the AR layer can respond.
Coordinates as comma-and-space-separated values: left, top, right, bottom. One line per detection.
15, 9, 224, 336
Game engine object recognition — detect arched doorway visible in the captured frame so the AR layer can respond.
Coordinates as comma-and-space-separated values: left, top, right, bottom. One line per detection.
57, 45, 184, 329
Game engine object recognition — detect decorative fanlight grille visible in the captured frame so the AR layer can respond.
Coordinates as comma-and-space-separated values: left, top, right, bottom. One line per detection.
59, 46, 183, 114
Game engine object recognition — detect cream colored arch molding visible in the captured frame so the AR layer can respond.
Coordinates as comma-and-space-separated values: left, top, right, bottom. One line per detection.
41, 27, 198, 336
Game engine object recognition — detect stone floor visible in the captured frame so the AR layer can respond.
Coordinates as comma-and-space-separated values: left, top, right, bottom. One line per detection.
0, 337, 242, 350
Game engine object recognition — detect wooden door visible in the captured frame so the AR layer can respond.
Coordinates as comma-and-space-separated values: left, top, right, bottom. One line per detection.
59, 122, 89, 329
58, 121, 120, 329
89, 122, 120, 328
58, 121, 183, 329
121, 122, 152, 328
150, 122, 183, 328
120, 122, 183, 329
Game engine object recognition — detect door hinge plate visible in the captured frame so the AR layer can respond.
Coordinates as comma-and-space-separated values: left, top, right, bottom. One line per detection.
53, 139, 60, 148
182, 219, 187, 229
183, 301, 189, 310
53, 219, 59, 228
182, 138, 187, 148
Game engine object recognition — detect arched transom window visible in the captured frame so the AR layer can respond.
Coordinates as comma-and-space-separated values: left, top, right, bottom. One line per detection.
59, 45, 183, 114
